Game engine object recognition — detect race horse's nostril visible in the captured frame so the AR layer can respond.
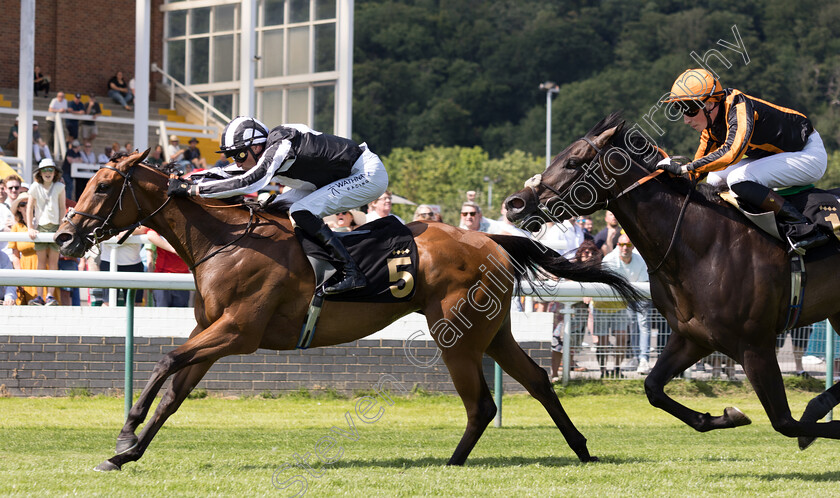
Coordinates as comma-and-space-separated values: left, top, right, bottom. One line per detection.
54, 232, 71, 245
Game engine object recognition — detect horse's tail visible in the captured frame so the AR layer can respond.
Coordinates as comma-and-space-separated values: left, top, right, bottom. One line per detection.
487, 234, 645, 309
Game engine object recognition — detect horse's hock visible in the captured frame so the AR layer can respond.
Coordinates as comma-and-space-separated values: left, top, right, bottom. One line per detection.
0, 307, 556, 396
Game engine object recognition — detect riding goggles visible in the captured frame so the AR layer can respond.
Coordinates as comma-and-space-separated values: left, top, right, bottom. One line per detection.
223, 148, 251, 163
680, 99, 707, 117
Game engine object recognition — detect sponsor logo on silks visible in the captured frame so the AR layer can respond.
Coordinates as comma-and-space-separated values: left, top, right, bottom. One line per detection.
329, 174, 369, 196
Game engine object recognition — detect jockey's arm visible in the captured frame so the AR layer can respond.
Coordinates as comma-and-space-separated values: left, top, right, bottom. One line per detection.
192, 140, 293, 199
685, 96, 754, 174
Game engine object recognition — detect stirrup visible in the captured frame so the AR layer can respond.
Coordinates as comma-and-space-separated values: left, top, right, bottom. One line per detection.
786, 232, 830, 255
324, 267, 366, 294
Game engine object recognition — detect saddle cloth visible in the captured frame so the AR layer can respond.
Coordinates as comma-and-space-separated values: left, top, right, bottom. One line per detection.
720, 186, 840, 252
294, 216, 418, 303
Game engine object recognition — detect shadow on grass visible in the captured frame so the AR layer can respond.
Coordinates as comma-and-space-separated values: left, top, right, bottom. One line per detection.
728, 470, 840, 482
239, 454, 654, 471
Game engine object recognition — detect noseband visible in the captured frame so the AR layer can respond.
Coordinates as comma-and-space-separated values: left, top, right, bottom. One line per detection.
63, 162, 171, 247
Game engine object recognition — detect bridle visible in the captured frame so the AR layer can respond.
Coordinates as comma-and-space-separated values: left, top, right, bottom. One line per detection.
62, 161, 172, 247
523, 136, 661, 219
524, 135, 694, 274
63, 159, 265, 270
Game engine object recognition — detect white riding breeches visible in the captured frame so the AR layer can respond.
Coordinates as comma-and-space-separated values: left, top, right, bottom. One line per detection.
706, 131, 827, 189
282, 144, 389, 218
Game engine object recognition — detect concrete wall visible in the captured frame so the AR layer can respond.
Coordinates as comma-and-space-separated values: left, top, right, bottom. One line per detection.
0, 307, 555, 396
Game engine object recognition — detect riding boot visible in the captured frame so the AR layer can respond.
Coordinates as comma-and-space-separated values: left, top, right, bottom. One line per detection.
731, 181, 831, 254
312, 225, 367, 294
291, 210, 367, 294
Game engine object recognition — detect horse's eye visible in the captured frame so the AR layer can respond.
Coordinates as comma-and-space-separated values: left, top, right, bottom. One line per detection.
95, 183, 109, 194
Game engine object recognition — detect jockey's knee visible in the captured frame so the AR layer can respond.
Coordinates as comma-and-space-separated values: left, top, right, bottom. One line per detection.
706, 171, 726, 187
726, 169, 756, 188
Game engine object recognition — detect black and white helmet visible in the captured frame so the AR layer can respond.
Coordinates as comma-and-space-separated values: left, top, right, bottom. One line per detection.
217, 116, 270, 153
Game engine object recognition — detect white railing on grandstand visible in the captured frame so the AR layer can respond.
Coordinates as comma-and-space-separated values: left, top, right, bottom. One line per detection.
0, 108, 221, 177
151, 63, 230, 127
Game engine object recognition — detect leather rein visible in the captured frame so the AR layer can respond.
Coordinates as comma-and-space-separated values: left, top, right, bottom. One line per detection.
63, 162, 260, 269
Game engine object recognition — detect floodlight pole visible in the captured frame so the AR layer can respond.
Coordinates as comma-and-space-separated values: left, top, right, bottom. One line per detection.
540, 81, 559, 168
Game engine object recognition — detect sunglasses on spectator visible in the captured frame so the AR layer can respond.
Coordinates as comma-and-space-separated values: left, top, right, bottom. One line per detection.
19, 203, 27, 208
618, 242, 633, 247
461, 211, 477, 217
41, 168, 56, 173
337, 211, 350, 215
7, 186, 21, 191
417, 212, 434, 219
224, 149, 251, 163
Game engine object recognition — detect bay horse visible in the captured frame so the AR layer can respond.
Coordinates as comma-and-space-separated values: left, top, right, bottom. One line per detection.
504, 112, 840, 449
55, 150, 641, 471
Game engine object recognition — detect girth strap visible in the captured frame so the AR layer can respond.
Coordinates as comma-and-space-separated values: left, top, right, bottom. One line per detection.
783, 254, 806, 331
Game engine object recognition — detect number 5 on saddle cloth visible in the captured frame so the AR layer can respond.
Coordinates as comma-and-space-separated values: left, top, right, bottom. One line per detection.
294, 216, 418, 348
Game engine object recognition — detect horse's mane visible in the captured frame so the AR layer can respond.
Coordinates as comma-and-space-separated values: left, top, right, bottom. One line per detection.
586, 112, 727, 206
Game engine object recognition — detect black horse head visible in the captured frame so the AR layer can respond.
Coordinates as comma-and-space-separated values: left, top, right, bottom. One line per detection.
504, 112, 663, 230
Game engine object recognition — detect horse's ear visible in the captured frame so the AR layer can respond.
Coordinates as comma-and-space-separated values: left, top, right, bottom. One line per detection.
136, 148, 151, 163
593, 123, 624, 149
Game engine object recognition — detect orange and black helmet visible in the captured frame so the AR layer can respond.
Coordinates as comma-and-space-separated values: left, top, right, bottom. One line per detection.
661, 69, 725, 104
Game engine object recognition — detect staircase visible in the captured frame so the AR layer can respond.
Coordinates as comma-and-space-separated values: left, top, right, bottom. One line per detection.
0, 88, 188, 160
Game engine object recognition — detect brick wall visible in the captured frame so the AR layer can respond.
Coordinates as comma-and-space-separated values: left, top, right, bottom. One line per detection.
0, 335, 552, 397
2, 0, 165, 97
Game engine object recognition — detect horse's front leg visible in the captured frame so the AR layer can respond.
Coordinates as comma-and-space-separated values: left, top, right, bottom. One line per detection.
95, 316, 260, 471
799, 315, 840, 449
741, 345, 840, 442
644, 332, 751, 432
112, 325, 204, 452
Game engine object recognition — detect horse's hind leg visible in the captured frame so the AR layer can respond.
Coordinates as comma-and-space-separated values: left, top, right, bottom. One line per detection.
645, 332, 751, 431
485, 315, 595, 462
441, 348, 497, 466
798, 315, 840, 450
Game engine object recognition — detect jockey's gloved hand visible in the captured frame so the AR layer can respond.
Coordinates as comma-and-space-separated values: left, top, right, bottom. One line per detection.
167, 177, 197, 198
656, 157, 687, 176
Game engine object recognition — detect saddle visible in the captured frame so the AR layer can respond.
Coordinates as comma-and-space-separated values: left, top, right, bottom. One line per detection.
720, 185, 840, 330
720, 185, 840, 253
292, 216, 418, 349
294, 216, 418, 303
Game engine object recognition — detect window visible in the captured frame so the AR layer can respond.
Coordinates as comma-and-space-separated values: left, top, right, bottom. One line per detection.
164, 0, 340, 131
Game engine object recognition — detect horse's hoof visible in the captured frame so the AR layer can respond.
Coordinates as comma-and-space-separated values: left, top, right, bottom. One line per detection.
798, 436, 817, 450
93, 460, 121, 472
724, 406, 751, 427
115, 436, 138, 455
586, 456, 599, 463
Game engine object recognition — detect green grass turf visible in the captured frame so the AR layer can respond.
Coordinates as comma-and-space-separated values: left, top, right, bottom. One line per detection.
0, 382, 838, 497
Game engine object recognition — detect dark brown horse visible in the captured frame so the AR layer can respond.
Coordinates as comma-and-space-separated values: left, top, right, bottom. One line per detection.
505, 112, 840, 449
55, 150, 641, 471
